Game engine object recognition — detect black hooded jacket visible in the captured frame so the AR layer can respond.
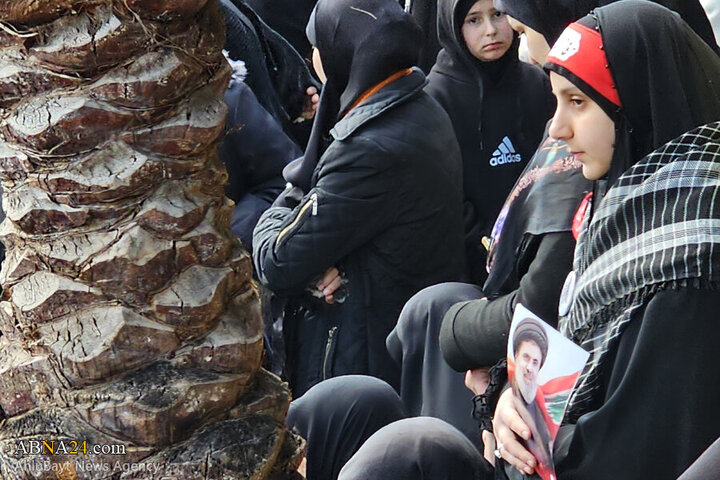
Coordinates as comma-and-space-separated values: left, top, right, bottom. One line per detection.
426, 0, 555, 283
253, 0, 465, 396
243, 0, 318, 59
220, 0, 320, 147
438, 0, 718, 377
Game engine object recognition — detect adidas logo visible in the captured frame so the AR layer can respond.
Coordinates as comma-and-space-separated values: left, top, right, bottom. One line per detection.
489, 136, 522, 167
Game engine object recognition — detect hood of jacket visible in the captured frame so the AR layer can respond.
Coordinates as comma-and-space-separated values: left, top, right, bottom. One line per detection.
284, 0, 423, 192
434, 0, 520, 85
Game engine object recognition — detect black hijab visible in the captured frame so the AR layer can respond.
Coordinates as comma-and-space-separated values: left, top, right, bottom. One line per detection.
285, 375, 407, 480
546, 1, 720, 187
221, 0, 319, 132
494, 0, 718, 48
430, 0, 565, 289
283, 0, 423, 192
435, 0, 521, 85
547, 1, 720, 423
338, 417, 491, 480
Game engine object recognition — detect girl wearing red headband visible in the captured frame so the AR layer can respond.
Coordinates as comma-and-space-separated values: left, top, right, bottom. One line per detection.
491, 2, 720, 479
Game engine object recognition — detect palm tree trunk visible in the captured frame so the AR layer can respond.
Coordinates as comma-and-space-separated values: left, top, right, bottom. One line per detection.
0, 1, 301, 478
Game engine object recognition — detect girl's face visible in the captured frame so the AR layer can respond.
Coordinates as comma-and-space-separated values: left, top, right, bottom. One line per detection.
506, 16, 550, 66
461, 0, 514, 62
549, 72, 616, 180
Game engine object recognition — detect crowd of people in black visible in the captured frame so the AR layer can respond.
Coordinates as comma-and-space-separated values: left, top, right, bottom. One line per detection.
219, 0, 720, 478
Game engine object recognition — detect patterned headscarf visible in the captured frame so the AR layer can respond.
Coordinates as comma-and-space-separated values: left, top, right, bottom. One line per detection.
551, 1, 720, 421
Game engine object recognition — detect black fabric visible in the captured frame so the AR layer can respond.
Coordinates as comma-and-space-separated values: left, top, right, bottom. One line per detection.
483, 129, 592, 297
587, 3, 720, 186
405, 0, 442, 73
561, 123, 720, 421
283, 0, 423, 194
386, 282, 485, 449
495, 291, 720, 480
221, 0, 319, 131
253, 69, 465, 396
552, 288, 720, 479
242, 0, 318, 59
286, 375, 407, 480
426, 0, 555, 283
220, 80, 301, 250
494, 0, 718, 49
440, 231, 576, 371
338, 417, 492, 480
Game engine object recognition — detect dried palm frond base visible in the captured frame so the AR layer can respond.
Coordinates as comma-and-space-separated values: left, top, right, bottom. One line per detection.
0, 1, 301, 478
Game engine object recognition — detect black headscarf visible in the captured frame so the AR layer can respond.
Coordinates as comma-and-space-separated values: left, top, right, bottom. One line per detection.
285, 375, 407, 480
338, 417, 491, 480
494, 0, 718, 48
430, 0, 560, 287
283, 0, 423, 192
221, 0, 320, 132
547, 1, 720, 423
435, 0, 521, 85
546, 1, 720, 187
242, 0, 318, 59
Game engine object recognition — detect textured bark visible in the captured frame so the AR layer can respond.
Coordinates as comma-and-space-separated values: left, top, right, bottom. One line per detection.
0, 1, 302, 478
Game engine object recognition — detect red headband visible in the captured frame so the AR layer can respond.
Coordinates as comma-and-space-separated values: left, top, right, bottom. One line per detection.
546, 22, 621, 107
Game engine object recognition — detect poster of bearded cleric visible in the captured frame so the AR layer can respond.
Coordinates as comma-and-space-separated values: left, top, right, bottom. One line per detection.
507, 305, 590, 480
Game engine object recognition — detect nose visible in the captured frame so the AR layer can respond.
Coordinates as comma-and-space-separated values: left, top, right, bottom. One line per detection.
486, 20, 497, 35
549, 108, 571, 140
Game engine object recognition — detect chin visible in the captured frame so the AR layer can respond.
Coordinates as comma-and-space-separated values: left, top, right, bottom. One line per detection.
582, 164, 603, 181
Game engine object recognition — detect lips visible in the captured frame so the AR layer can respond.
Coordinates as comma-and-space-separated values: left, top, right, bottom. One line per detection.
483, 42, 504, 51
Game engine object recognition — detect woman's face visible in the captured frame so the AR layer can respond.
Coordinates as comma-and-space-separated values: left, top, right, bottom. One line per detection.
506, 16, 550, 66
461, 0, 514, 62
549, 72, 615, 180
312, 47, 327, 84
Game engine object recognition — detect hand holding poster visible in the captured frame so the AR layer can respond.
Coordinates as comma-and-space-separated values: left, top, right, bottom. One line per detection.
507, 304, 589, 480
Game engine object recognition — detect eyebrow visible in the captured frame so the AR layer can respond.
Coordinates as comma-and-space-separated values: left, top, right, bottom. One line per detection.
552, 86, 584, 96
466, 8, 494, 17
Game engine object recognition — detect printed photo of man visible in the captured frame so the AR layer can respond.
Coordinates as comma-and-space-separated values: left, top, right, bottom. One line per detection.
510, 318, 555, 479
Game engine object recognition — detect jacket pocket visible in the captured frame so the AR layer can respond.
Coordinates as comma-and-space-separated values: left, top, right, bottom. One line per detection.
275, 192, 318, 249
322, 325, 338, 380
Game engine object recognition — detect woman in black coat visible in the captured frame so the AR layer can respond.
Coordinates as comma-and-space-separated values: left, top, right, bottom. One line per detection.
253, 0, 465, 397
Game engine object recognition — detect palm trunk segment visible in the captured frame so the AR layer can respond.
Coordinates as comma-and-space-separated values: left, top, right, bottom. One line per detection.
0, 1, 302, 479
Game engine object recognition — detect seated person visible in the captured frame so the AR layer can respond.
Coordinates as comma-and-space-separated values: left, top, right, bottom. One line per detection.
339, 417, 490, 480
388, 0, 588, 448
492, 3, 720, 479
426, 0, 555, 285
285, 376, 407, 480
253, 0, 466, 397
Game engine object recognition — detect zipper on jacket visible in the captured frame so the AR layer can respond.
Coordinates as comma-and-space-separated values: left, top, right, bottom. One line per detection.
275, 192, 318, 247
322, 326, 338, 380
